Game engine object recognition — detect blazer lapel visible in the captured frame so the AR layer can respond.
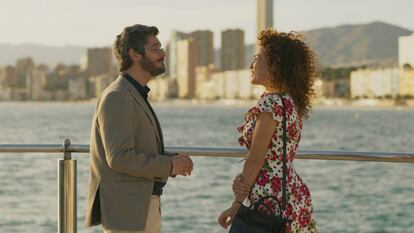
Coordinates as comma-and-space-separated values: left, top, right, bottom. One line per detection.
117, 76, 162, 145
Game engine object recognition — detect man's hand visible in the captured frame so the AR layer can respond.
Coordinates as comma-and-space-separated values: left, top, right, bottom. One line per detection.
171, 154, 193, 176
232, 174, 250, 201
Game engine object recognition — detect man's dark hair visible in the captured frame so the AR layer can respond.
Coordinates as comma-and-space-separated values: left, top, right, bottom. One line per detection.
113, 24, 159, 71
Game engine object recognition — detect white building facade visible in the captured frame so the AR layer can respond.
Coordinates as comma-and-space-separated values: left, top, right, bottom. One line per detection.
351, 68, 400, 98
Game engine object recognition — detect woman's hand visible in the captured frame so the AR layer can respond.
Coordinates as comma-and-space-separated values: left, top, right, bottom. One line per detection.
232, 174, 251, 200
218, 204, 239, 229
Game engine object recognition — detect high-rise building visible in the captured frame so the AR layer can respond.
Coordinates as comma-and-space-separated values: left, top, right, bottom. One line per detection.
167, 31, 189, 77
16, 57, 34, 88
399, 33, 414, 68
257, 0, 273, 49
166, 31, 189, 97
3, 66, 16, 87
15, 57, 35, 99
31, 65, 48, 100
0, 66, 16, 100
221, 29, 245, 71
191, 30, 214, 66
168, 30, 214, 74
176, 38, 197, 98
81, 47, 113, 76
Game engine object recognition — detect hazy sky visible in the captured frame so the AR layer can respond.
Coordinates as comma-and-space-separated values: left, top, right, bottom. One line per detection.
0, 0, 413, 48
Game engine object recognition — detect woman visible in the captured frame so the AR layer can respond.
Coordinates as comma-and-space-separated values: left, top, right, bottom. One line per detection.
218, 29, 320, 233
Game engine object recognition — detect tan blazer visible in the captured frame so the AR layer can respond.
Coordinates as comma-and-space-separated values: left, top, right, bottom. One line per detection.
86, 76, 173, 231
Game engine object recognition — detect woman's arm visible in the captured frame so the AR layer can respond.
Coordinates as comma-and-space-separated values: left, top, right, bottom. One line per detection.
235, 112, 277, 202
218, 112, 277, 229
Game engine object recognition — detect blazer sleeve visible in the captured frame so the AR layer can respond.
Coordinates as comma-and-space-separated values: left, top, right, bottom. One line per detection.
98, 91, 172, 181
163, 151, 178, 156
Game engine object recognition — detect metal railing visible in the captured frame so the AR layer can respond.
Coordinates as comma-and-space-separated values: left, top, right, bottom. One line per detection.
1, 139, 414, 233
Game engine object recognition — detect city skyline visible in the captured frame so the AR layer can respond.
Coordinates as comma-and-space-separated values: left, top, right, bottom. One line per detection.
1, 0, 413, 103
0, 0, 413, 48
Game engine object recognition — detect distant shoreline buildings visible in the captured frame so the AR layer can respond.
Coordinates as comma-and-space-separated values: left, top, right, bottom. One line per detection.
0, 0, 413, 104
0, 47, 117, 101
349, 33, 414, 100
1, 32, 413, 103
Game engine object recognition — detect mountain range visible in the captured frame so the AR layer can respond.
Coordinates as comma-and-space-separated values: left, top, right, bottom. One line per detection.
304, 21, 412, 67
1, 21, 412, 68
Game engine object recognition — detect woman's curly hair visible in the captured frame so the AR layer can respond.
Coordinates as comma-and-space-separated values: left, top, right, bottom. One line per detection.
258, 28, 318, 118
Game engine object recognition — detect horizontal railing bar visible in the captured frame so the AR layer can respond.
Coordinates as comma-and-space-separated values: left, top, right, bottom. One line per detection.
167, 147, 414, 163
0, 144, 414, 163
0, 144, 72, 153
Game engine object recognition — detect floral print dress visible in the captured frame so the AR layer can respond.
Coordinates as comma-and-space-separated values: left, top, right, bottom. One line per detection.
237, 93, 319, 233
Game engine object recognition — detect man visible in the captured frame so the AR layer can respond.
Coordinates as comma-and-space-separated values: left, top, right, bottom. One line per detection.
86, 24, 193, 233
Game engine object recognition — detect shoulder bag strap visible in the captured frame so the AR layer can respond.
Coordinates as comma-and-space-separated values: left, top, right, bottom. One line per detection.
278, 94, 287, 212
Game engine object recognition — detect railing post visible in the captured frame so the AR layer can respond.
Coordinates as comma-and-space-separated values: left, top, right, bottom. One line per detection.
58, 138, 77, 233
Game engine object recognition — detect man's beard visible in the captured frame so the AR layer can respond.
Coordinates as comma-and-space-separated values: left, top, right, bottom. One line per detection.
140, 55, 165, 76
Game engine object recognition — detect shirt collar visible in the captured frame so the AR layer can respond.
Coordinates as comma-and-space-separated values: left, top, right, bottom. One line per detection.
122, 72, 150, 100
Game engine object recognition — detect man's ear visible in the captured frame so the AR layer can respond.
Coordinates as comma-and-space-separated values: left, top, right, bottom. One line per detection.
128, 49, 141, 62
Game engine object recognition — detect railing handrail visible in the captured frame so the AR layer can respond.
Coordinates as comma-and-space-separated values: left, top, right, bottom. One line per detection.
1, 140, 414, 233
0, 144, 414, 163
